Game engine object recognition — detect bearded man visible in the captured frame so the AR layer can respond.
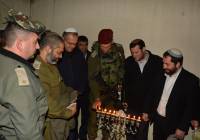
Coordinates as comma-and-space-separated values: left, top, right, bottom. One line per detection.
33, 31, 78, 140
143, 48, 199, 140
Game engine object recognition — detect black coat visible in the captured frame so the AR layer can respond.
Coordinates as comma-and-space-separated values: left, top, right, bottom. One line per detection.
193, 78, 200, 122
124, 51, 163, 114
144, 68, 199, 134
57, 48, 88, 95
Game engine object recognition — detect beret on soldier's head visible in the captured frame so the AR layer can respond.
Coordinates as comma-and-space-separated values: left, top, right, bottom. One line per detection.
98, 29, 113, 44
4, 9, 46, 35
166, 48, 183, 58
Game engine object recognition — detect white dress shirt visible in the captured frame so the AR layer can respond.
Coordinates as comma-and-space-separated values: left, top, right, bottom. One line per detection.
137, 51, 149, 73
157, 67, 182, 117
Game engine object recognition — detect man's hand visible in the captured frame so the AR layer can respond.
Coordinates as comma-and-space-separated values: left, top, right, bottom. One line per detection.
122, 102, 128, 110
175, 129, 185, 139
142, 113, 149, 122
66, 102, 77, 116
92, 98, 101, 110
191, 120, 199, 129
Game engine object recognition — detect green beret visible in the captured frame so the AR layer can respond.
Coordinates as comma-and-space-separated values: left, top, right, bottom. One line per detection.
4, 9, 46, 35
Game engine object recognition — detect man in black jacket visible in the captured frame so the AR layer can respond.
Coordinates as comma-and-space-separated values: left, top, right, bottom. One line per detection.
143, 48, 199, 140
57, 28, 88, 140
124, 39, 163, 140
77, 35, 91, 61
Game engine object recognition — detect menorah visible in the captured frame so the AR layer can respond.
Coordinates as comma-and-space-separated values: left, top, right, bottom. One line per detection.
96, 107, 142, 140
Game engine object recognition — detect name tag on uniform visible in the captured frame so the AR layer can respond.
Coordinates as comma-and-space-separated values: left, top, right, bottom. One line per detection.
15, 67, 30, 86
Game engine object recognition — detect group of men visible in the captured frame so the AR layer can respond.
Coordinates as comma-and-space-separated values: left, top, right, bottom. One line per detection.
0, 9, 200, 140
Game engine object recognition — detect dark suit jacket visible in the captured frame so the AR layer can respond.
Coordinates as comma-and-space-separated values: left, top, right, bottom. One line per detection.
124, 51, 163, 114
144, 68, 199, 135
193, 78, 200, 122
57, 47, 88, 95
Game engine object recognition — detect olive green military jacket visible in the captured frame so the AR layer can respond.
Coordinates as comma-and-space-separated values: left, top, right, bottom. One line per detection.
88, 43, 125, 104
0, 48, 48, 140
33, 56, 78, 120
33, 56, 78, 140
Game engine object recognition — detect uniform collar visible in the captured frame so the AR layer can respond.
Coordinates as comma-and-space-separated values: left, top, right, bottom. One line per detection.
99, 44, 117, 56
0, 47, 34, 71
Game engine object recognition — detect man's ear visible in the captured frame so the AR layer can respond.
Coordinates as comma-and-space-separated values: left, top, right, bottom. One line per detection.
142, 47, 146, 52
16, 39, 23, 52
176, 62, 181, 69
45, 45, 52, 53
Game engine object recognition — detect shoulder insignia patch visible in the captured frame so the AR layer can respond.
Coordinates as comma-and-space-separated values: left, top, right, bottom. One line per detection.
15, 67, 30, 86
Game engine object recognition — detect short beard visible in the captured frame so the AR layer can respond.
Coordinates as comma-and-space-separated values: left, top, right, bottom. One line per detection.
46, 51, 57, 64
165, 67, 177, 76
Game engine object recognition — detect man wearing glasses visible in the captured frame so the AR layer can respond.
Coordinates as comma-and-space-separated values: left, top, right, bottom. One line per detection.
58, 28, 88, 140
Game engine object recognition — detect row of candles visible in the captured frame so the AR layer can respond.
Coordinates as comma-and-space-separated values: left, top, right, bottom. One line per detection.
96, 107, 142, 122
96, 107, 142, 137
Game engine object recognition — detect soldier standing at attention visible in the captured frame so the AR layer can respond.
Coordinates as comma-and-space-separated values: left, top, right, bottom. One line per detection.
0, 9, 48, 140
33, 31, 78, 140
87, 29, 125, 140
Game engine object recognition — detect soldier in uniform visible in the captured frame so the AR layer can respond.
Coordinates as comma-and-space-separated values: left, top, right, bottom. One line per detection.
87, 29, 125, 140
33, 31, 78, 140
0, 9, 48, 140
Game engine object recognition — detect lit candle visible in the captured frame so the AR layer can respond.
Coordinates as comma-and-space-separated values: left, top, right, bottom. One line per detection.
103, 108, 107, 114
112, 110, 116, 116
132, 115, 136, 120
106, 109, 111, 115
137, 116, 141, 122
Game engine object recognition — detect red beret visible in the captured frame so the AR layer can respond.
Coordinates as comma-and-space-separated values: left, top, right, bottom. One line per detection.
98, 29, 113, 44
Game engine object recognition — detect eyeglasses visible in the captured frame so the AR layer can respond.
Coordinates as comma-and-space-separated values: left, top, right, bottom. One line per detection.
66, 42, 77, 46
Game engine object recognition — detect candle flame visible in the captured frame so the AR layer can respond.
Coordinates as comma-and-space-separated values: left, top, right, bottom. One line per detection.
137, 116, 141, 121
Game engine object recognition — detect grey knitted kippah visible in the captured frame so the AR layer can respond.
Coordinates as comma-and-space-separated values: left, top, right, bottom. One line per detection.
167, 48, 183, 58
